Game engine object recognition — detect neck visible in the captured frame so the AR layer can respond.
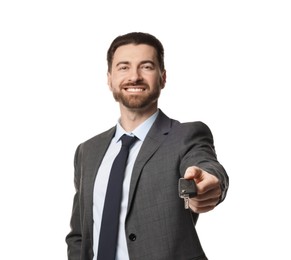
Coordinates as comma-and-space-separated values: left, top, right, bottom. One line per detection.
119, 106, 158, 132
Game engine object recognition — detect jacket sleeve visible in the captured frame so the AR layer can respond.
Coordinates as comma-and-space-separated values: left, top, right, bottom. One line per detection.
179, 121, 229, 204
65, 144, 83, 260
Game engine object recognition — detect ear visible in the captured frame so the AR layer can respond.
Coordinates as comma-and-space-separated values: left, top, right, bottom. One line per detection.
107, 72, 113, 90
161, 70, 167, 89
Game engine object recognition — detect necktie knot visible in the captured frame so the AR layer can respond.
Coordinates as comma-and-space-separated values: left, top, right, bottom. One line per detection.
121, 134, 138, 149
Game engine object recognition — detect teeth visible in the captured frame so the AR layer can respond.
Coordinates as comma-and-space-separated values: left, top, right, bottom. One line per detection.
126, 88, 144, 92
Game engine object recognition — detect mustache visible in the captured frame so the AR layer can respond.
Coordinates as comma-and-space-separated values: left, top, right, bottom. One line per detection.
122, 81, 148, 88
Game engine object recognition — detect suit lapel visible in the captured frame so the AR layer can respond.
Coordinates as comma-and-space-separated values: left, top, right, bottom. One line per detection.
83, 127, 116, 242
127, 111, 174, 214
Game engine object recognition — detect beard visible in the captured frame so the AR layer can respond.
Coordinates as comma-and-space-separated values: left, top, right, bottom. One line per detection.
112, 85, 161, 110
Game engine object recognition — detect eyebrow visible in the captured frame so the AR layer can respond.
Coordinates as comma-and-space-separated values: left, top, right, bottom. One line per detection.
115, 60, 156, 67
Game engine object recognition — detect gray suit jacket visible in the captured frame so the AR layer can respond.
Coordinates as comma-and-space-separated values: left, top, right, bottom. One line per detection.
66, 110, 228, 260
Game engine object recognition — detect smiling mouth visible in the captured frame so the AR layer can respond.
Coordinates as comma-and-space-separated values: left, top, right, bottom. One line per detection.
125, 87, 145, 92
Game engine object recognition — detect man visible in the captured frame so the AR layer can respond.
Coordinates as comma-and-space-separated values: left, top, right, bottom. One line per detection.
66, 32, 229, 260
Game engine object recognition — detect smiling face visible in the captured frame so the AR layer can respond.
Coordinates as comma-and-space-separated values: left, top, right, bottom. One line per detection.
107, 44, 166, 113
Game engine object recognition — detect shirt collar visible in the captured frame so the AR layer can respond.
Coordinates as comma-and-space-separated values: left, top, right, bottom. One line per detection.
114, 110, 159, 143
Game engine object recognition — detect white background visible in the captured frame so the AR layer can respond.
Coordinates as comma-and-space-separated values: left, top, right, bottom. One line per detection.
1, 0, 290, 259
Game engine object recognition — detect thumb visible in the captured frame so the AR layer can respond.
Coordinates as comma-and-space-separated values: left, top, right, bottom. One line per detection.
184, 166, 204, 183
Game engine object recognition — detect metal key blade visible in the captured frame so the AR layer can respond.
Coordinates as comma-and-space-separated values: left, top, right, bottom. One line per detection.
184, 197, 189, 209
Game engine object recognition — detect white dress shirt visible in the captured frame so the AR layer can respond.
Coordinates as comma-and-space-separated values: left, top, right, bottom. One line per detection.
93, 110, 159, 260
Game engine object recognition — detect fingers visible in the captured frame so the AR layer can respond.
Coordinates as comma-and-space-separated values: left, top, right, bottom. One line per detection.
188, 199, 217, 213
184, 166, 220, 193
184, 166, 203, 182
184, 166, 222, 213
188, 186, 221, 213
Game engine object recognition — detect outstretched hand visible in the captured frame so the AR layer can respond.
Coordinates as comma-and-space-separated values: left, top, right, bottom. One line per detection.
184, 166, 221, 213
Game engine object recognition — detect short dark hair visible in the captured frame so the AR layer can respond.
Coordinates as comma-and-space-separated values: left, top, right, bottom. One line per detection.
107, 32, 165, 72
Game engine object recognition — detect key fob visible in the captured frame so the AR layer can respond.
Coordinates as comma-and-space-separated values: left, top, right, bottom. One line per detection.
178, 178, 197, 198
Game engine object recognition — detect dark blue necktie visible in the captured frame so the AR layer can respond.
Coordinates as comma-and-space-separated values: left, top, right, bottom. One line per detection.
97, 134, 138, 260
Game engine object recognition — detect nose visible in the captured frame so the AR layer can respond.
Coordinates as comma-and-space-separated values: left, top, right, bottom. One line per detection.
128, 68, 143, 83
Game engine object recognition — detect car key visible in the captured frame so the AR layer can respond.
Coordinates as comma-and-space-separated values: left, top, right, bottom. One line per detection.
178, 178, 197, 209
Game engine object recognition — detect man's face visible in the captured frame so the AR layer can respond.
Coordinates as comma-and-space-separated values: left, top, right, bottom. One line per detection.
107, 44, 166, 111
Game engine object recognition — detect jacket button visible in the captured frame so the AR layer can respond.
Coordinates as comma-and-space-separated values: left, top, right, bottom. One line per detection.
129, 233, 136, 241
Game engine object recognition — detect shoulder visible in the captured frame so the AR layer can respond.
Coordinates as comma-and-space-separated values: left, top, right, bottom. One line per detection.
172, 120, 213, 138
76, 126, 116, 153
85, 126, 115, 144
180, 121, 213, 135
155, 111, 213, 139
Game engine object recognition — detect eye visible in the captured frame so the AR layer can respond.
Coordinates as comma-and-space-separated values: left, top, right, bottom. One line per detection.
141, 63, 154, 70
118, 65, 129, 71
